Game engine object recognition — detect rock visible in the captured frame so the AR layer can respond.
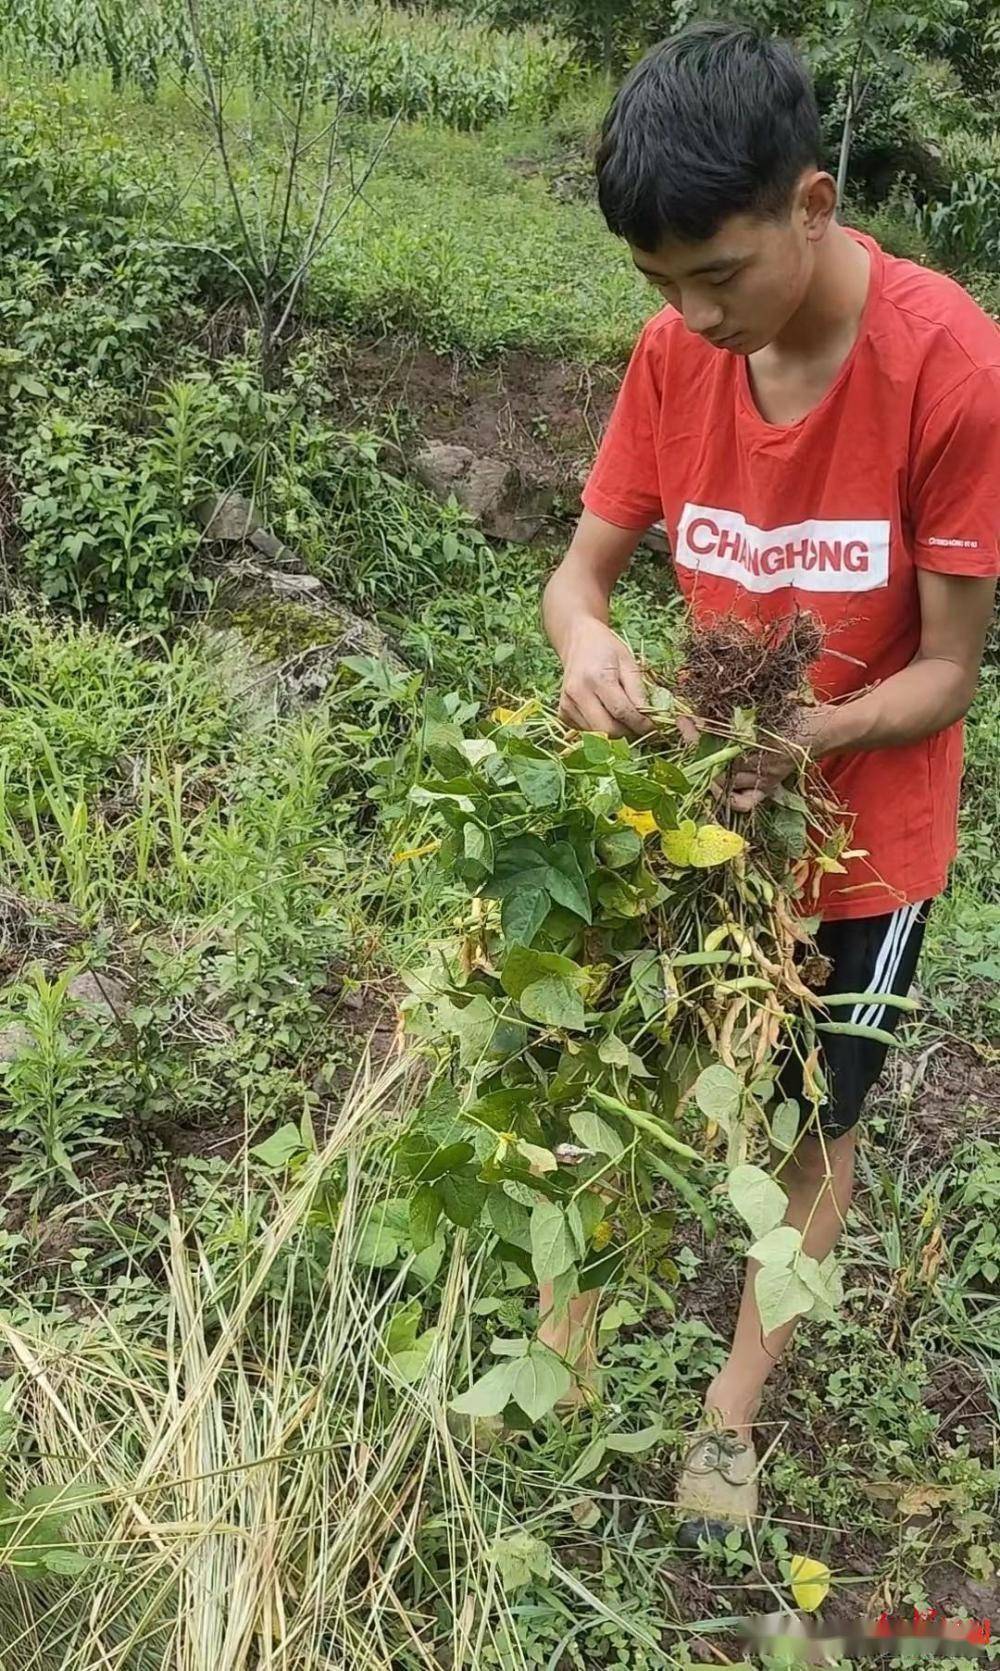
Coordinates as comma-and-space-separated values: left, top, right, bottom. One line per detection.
412, 440, 553, 542
640, 520, 670, 556
412, 441, 473, 497
196, 492, 301, 566
196, 490, 257, 543
67, 970, 128, 1019
0, 1022, 30, 1064
269, 571, 326, 601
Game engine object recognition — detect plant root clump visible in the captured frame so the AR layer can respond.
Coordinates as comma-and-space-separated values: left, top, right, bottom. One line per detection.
669, 611, 825, 738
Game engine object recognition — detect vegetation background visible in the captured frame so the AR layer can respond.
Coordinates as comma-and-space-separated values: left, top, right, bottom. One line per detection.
0, 0, 998, 1664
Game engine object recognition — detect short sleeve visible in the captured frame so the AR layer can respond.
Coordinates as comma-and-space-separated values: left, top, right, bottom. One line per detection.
581, 316, 666, 531
910, 366, 1000, 576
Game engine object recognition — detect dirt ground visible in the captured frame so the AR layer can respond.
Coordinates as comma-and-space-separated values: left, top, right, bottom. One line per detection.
322, 334, 622, 508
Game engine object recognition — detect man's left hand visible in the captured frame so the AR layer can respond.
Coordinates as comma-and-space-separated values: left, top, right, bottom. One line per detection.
726, 707, 829, 812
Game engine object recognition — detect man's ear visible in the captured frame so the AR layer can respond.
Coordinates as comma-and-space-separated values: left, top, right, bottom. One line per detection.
799, 170, 837, 240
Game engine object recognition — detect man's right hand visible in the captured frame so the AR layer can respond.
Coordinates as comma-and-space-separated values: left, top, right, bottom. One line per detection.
557, 618, 651, 739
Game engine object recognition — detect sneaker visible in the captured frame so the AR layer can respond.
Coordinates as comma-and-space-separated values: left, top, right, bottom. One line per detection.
674, 1405, 760, 1550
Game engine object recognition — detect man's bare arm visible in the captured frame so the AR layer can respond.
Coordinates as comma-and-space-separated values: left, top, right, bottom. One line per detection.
728, 571, 997, 810
542, 509, 651, 738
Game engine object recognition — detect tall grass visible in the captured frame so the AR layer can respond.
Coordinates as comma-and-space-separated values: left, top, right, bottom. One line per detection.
0, 1056, 537, 1670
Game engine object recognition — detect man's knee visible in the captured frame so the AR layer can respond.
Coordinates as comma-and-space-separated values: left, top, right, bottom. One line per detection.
774, 1124, 857, 1188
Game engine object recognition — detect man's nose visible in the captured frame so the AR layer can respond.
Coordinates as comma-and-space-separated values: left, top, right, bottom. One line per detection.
681, 295, 724, 335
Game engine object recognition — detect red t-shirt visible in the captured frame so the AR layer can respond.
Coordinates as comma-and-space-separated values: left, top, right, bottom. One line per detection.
582, 230, 1000, 920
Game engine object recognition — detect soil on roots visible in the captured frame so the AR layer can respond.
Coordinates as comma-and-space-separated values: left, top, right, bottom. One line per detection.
672, 611, 825, 739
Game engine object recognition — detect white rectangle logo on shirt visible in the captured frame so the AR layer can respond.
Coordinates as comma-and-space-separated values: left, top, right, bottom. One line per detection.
675, 503, 890, 593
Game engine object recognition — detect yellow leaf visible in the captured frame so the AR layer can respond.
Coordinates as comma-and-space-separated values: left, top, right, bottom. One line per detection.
662, 822, 746, 869
789, 1554, 831, 1612
814, 852, 847, 874
391, 839, 441, 865
690, 825, 746, 868
617, 805, 658, 838
898, 1483, 954, 1517
490, 699, 540, 725
592, 1219, 613, 1250
660, 819, 696, 866
516, 1139, 558, 1175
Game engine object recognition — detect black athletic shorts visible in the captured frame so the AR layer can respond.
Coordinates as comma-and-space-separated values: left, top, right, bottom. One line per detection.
776, 900, 930, 1139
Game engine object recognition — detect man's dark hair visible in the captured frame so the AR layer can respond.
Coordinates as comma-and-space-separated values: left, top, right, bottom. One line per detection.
595, 22, 823, 251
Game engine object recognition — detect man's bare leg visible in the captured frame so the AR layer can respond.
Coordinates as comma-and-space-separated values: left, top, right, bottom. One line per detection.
704, 1125, 858, 1434
537, 1285, 601, 1405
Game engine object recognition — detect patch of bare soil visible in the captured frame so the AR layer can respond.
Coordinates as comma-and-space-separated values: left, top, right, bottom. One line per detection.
889, 1036, 1000, 1172
321, 335, 620, 510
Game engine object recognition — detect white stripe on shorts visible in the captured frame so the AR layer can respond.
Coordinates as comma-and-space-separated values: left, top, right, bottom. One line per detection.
855, 900, 922, 1030
849, 903, 914, 1027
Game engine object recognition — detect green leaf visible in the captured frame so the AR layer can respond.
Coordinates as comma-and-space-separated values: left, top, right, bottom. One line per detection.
694, 1064, 742, 1126
396, 1134, 475, 1181
755, 1262, 815, 1332
519, 974, 585, 1032
487, 1191, 533, 1252
354, 1214, 401, 1269
598, 827, 642, 869
565, 1436, 608, 1483
437, 995, 499, 1067
549, 1265, 579, 1312
43, 1547, 89, 1575
410, 1184, 442, 1253
510, 1348, 572, 1420
570, 1109, 626, 1161
767, 802, 808, 858
566, 1201, 588, 1261
515, 1139, 557, 1173
509, 755, 565, 809
604, 1421, 665, 1455
391, 1329, 438, 1382
728, 1165, 787, 1239
249, 1123, 304, 1169
487, 837, 591, 923
574, 1190, 605, 1244
425, 718, 473, 779
461, 821, 494, 881
410, 1231, 446, 1286
546, 842, 592, 923
490, 1335, 529, 1358
501, 888, 549, 947
501, 945, 584, 1003
530, 1199, 578, 1282
491, 1531, 552, 1591
630, 951, 671, 1023
597, 1033, 630, 1067
599, 1299, 642, 1335
770, 1099, 801, 1151
748, 1225, 801, 1266
440, 1171, 487, 1229
385, 1299, 421, 1356
451, 1360, 518, 1417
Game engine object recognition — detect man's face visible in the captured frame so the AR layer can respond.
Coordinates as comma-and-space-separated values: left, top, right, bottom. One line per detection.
629, 207, 814, 356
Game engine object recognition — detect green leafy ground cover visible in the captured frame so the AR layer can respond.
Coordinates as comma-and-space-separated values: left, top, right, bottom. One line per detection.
0, 9, 997, 1665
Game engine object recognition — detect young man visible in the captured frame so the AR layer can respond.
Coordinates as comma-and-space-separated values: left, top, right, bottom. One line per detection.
541, 22, 999, 1548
